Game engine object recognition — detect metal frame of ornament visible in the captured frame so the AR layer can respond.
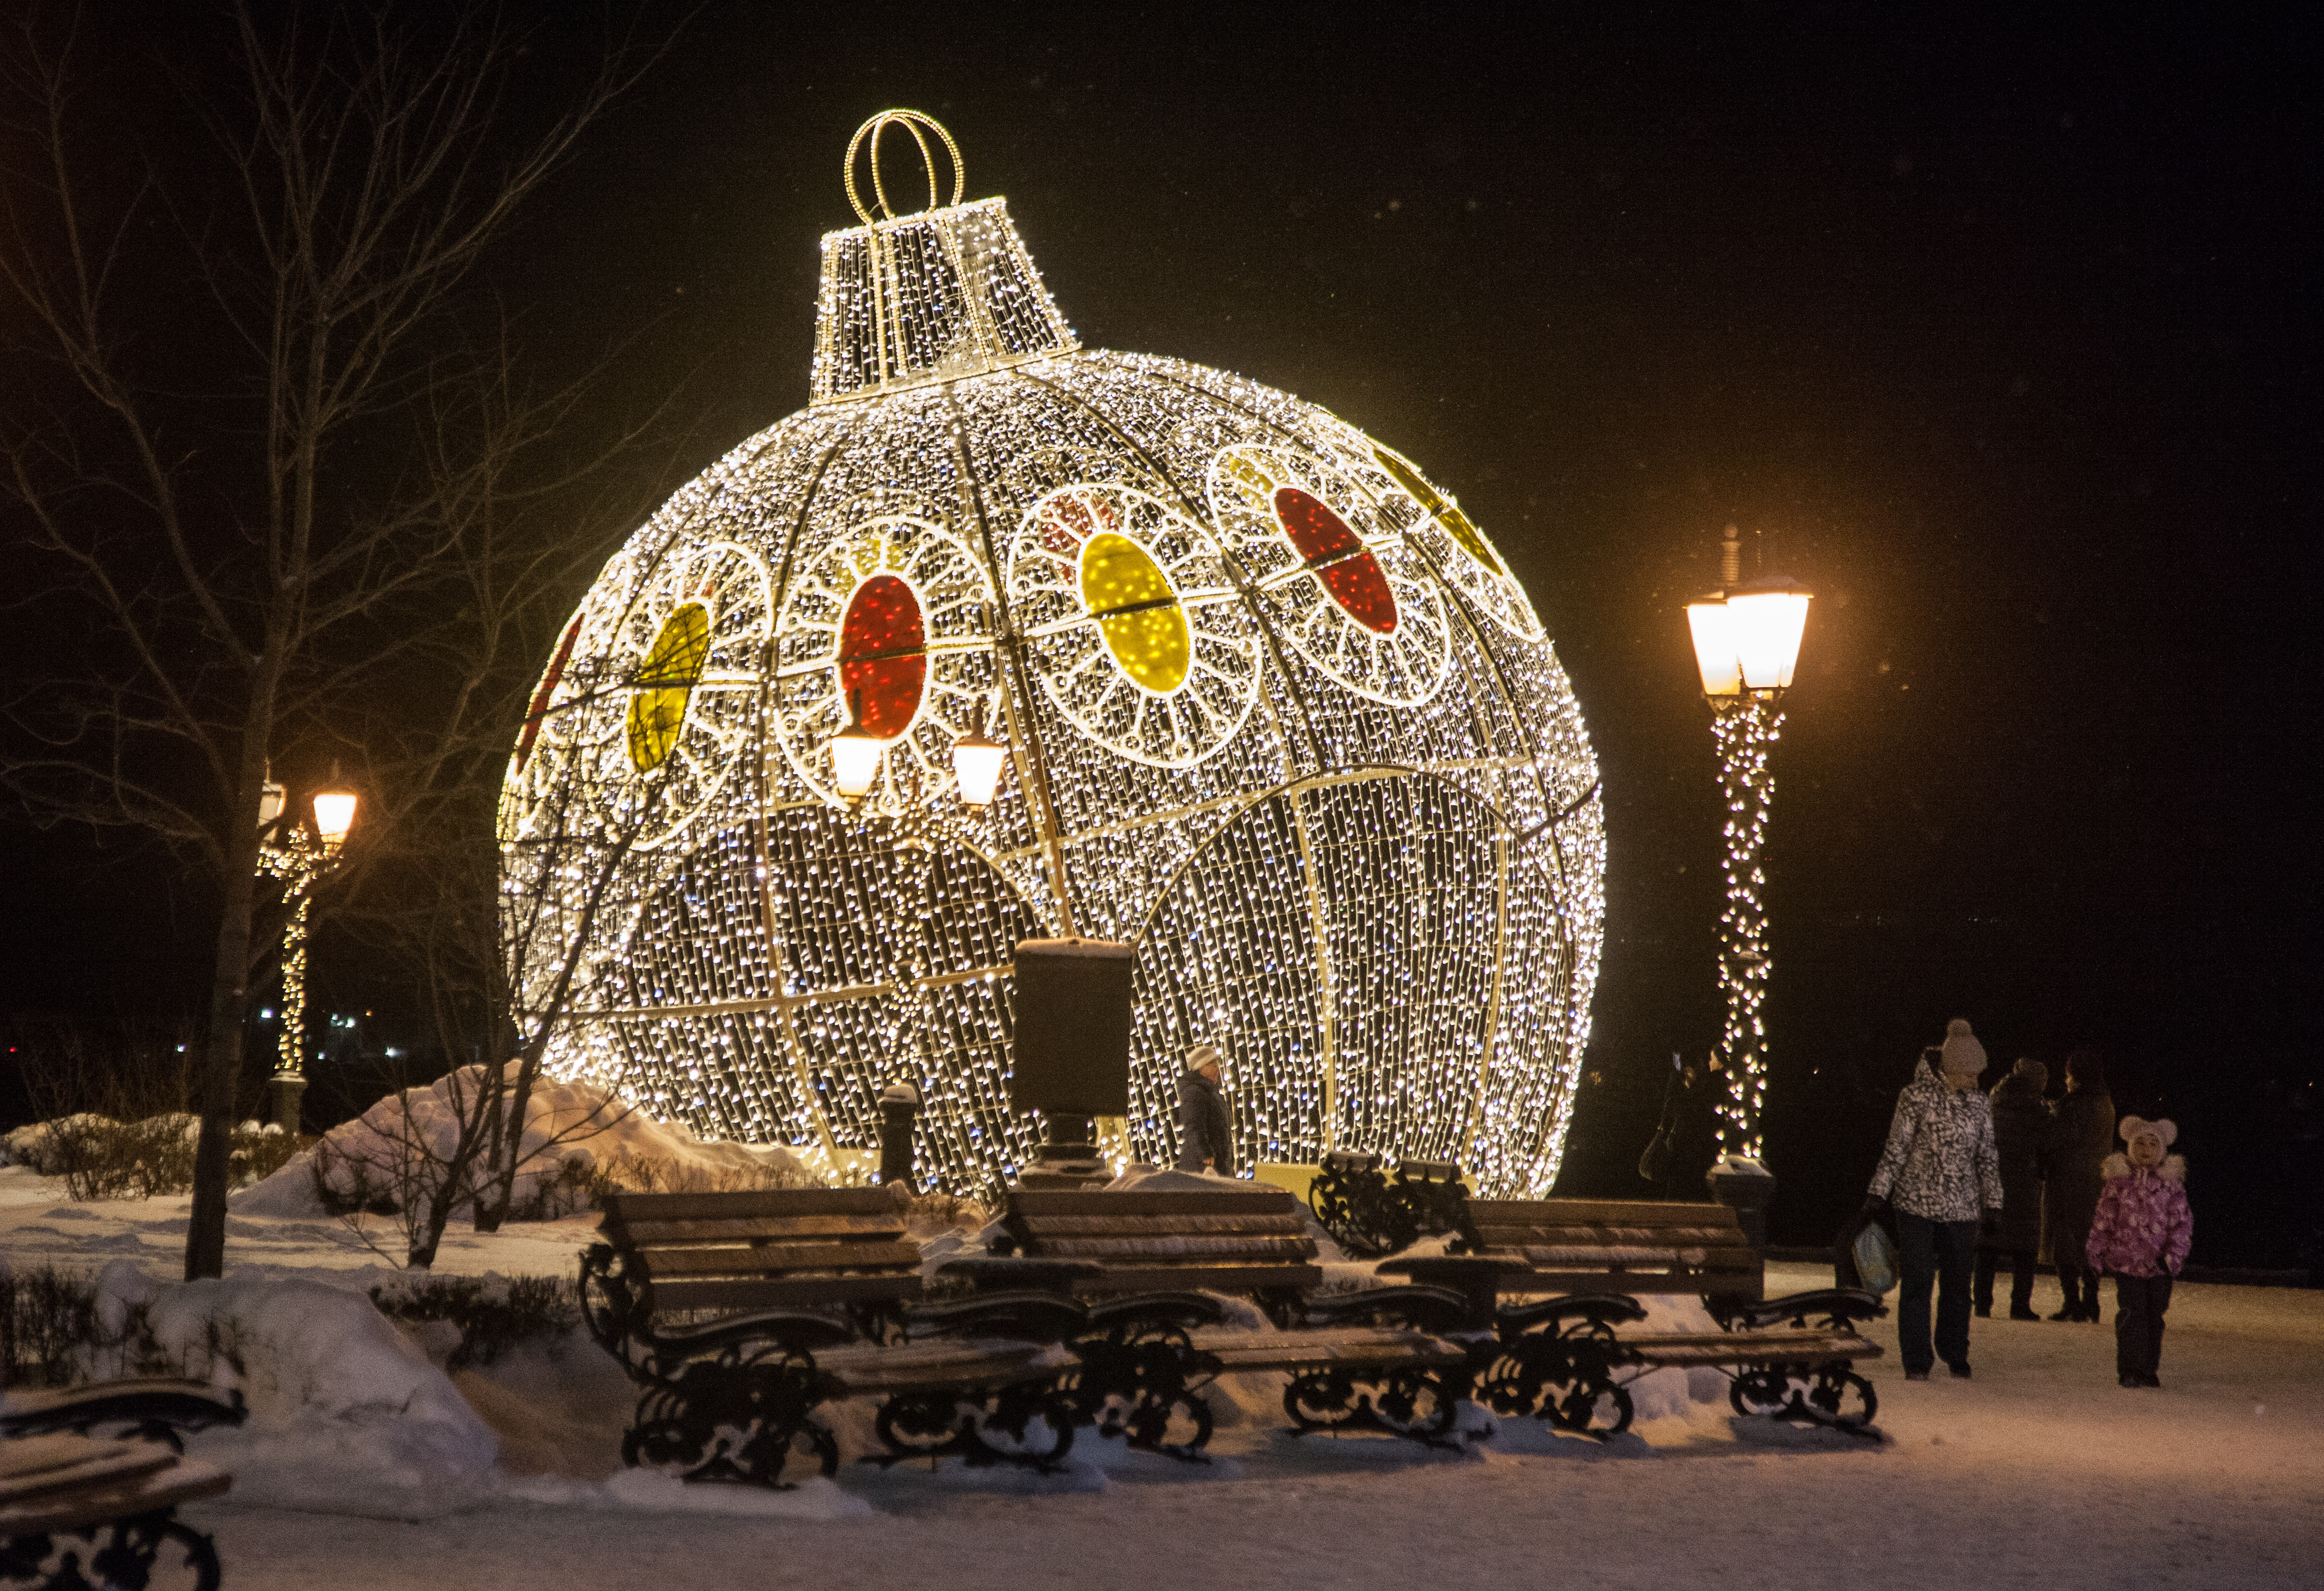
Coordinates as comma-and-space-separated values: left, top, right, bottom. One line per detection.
1317, 426, 1545, 644
772, 511, 1000, 812
1204, 441, 1452, 706
1006, 481, 1260, 769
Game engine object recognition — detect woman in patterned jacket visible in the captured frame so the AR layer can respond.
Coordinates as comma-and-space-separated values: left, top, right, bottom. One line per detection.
1862, 1019, 2004, 1380
2087, 1116, 2193, 1388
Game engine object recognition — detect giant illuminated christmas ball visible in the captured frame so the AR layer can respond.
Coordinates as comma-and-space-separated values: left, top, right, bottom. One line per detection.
500, 112, 1604, 1196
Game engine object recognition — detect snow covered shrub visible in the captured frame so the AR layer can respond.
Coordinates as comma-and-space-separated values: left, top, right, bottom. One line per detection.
368, 1274, 579, 1370
581, 1149, 822, 1206
25, 1114, 306, 1201
0, 1262, 168, 1387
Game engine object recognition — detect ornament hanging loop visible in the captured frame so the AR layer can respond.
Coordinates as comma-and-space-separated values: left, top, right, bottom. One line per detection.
845, 109, 965, 224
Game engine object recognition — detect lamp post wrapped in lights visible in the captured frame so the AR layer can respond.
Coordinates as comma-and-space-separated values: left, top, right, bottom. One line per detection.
255, 764, 358, 1132
1685, 525, 1810, 1246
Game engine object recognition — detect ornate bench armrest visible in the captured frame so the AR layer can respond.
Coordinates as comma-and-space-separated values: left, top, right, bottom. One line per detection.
0, 1379, 247, 1454
1304, 1285, 1472, 1334
906, 1291, 1089, 1344
1713, 1288, 1888, 1333
1497, 1292, 1649, 1337
1084, 1292, 1228, 1334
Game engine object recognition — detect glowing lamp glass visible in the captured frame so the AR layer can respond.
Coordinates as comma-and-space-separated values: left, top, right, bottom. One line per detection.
1727, 591, 1812, 691
313, 788, 358, 848
258, 779, 286, 828
1686, 601, 1743, 696
952, 731, 1008, 807
829, 724, 885, 800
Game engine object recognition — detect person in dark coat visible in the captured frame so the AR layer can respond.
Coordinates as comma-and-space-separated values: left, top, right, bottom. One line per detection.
2044, 1049, 2117, 1322
1175, 1043, 1234, 1175
1975, 1058, 2052, 1319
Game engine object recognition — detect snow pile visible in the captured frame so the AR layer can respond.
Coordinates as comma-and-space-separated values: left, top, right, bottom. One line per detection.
233, 1064, 810, 1220
75, 1259, 499, 1516
2, 1114, 138, 1173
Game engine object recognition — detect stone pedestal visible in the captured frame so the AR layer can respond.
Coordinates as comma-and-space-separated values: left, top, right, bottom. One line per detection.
1015, 1112, 1112, 1190
1705, 1153, 1777, 1251
877, 1083, 921, 1190
266, 1071, 308, 1135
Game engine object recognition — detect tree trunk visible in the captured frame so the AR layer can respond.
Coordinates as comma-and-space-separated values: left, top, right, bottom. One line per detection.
185, 684, 279, 1280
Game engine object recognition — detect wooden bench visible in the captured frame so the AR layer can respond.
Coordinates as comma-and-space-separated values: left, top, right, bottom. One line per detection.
1, 1433, 229, 1591
580, 1187, 1085, 1483
1387, 1195, 1885, 1437
977, 1187, 1479, 1454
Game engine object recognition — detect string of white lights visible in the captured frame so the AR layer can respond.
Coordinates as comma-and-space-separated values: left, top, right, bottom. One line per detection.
1709, 696, 1781, 1158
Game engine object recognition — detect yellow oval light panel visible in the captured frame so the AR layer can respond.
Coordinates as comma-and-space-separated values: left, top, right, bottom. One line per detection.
626, 602, 711, 772
1079, 532, 1189, 693
1373, 449, 1506, 576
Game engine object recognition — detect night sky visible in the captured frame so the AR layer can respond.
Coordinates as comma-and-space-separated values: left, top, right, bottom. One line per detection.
4, 5, 2315, 1260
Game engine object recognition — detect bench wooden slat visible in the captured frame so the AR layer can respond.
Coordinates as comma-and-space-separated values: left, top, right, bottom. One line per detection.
1008, 1190, 1299, 1218
1467, 1198, 1745, 1229
0, 1456, 231, 1538
1500, 1269, 1763, 1296
1514, 1245, 1759, 1270
1067, 1263, 1324, 1297
637, 1240, 923, 1277
814, 1340, 1074, 1395
0, 1442, 176, 1503
1618, 1332, 1879, 1370
1475, 1225, 1741, 1246
1015, 1213, 1311, 1238
651, 1273, 924, 1312
606, 1188, 899, 1223
618, 1214, 907, 1244
1186, 1326, 1467, 1373
1030, 1235, 1317, 1262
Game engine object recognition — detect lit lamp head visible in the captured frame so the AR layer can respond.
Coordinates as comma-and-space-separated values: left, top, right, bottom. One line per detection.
1687, 576, 1812, 698
311, 778, 358, 849
828, 690, 885, 802
257, 775, 287, 832
950, 699, 1008, 809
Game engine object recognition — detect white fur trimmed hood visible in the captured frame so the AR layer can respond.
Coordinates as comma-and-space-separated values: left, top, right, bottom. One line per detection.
2101, 1152, 2186, 1182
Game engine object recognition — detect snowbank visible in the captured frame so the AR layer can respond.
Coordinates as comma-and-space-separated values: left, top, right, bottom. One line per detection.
66, 1259, 499, 1517
233, 1064, 809, 1220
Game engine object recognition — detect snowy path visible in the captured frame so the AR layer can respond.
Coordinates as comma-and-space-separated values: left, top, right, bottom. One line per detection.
176, 1263, 2321, 1591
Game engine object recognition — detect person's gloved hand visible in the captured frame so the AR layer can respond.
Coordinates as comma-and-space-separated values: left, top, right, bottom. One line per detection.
1858, 1195, 1891, 1222
1979, 1210, 2001, 1240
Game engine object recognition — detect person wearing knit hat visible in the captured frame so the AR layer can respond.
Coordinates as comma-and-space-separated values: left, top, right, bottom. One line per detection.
1862, 1019, 2004, 1379
1175, 1043, 1234, 1175
2086, 1115, 2191, 1386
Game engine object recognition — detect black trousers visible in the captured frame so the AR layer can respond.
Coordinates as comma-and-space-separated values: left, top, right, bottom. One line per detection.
1973, 1249, 2036, 1314
1897, 1214, 1978, 1373
2115, 1273, 2173, 1379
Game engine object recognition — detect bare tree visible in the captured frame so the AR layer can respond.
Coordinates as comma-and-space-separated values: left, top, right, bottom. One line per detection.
0, 4, 662, 1278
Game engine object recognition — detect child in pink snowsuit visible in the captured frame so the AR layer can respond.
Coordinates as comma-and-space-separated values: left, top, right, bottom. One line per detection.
2085, 1116, 2192, 1387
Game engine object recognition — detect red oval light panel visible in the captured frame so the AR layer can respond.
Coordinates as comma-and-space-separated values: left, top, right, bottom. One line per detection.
838, 574, 927, 737
1274, 487, 1397, 634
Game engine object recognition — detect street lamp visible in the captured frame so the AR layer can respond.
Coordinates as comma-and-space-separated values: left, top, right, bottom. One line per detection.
1685, 525, 1810, 1242
255, 763, 359, 1132
828, 691, 886, 802
950, 698, 1008, 809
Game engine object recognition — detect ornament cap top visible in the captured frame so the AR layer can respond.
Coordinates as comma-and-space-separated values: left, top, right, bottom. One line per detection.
811, 112, 1077, 404
844, 110, 965, 224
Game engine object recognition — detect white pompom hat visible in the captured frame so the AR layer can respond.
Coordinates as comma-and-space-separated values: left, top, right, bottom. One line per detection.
1938, 1018, 1988, 1078
2119, 1115, 2178, 1149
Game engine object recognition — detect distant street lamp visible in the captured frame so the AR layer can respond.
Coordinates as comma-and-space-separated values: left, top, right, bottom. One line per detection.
256, 764, 358, 1132
1685, 525, 1811, 1244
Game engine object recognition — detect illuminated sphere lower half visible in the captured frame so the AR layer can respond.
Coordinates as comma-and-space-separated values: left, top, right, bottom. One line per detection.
500, 346, 1604, 1197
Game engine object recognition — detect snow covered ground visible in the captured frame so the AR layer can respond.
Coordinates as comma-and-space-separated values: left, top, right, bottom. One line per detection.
5, 1164, 2319, 1589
